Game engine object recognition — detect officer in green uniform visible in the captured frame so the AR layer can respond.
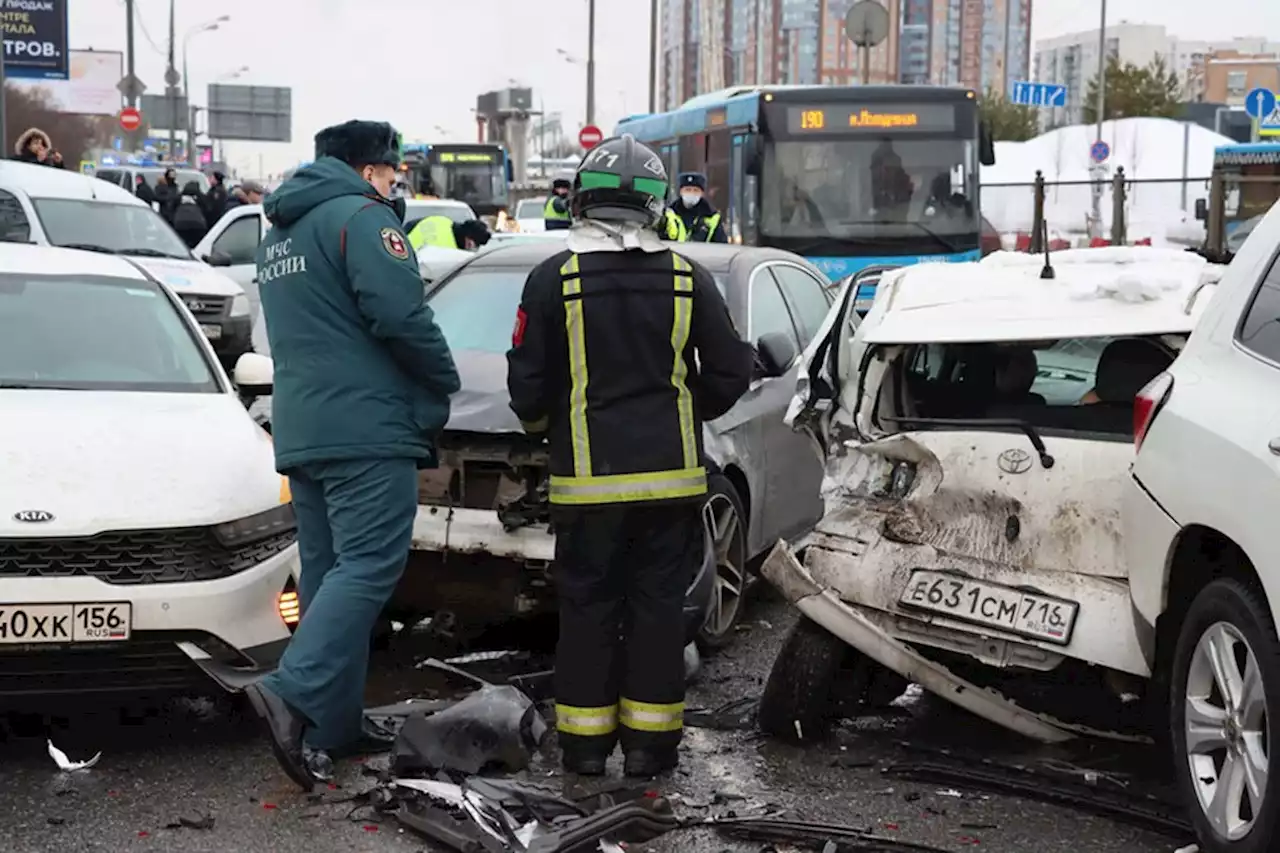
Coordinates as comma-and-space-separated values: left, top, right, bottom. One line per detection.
544, 176, 572, 231
242, 120, 460, 792
671, 172, 727, 242
407, 216, 492, 251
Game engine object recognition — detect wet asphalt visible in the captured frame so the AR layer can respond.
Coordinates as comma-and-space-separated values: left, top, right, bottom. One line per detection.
0, 596, 1192, 853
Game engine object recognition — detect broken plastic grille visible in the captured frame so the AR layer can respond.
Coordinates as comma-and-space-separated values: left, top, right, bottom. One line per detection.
0, 528, 297, 584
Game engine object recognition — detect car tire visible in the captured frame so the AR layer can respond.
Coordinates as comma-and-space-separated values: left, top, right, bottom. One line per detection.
758, 615, 854, 742
697, 474, 750, 653
1170, 578, 1280, 853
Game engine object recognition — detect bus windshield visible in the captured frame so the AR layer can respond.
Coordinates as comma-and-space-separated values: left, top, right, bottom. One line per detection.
761, 136, 978, 247
429, 162, 508, 210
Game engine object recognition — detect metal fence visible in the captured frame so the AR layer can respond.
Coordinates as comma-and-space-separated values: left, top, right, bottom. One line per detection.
982, 170, 1280, 258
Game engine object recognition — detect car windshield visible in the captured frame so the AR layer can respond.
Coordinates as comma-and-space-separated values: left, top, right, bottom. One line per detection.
405, 202, 474, 224
762, 137, 980, 243
32, 199, 193, 259
140, 169, 209, 193
428, 162, 508, 209
0, 273, 217, 392
516, 199, 545, 218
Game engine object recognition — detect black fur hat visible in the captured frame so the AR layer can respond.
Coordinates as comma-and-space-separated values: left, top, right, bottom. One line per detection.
314, 120, 401, 167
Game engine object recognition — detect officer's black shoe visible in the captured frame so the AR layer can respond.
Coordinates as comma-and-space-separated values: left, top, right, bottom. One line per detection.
623, 749, 678, 778
331, 716, 398, 759
562, 754, 609, 777
243, 682, 316, 792
303, 745, 336, 783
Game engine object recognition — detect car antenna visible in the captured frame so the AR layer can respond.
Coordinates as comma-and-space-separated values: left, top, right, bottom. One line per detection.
1039, 220, 1055, 280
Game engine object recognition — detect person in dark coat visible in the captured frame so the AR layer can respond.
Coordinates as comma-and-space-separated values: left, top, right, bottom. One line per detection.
47, 150, 65, 169
172, 181, 209, 248
241, 119, 460, 792
153, 168, 182, 223
134, 175, 157, 207
13, 128, 51, 164
202, 171, 229, 222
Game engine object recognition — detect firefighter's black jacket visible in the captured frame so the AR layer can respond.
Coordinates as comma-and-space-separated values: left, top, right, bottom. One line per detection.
507, 247, 753, 506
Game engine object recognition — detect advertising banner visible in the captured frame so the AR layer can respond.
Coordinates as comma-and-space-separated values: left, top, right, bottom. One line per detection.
2, 0, 69, 80
10, 49, 122, 114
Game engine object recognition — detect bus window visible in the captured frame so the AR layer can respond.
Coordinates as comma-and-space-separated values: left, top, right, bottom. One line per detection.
730, 137, 745, 240
679, 134, 706, 176
662, 145, 678, 187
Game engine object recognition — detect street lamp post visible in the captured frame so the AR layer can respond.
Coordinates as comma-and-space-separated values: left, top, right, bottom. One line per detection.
178, 13, 229, 164
586, 0, 596, 126
1090, 0, 1107, 237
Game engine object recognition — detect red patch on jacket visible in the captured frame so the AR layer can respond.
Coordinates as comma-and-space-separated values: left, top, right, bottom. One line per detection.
512, 307, 528, 347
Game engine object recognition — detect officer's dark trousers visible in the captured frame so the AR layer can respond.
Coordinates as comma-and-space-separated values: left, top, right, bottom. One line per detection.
553, 501, 703, 760
261, 458, 417, 751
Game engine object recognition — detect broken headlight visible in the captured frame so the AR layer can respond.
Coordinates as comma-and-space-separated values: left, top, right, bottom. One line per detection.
213, 503, 297, 547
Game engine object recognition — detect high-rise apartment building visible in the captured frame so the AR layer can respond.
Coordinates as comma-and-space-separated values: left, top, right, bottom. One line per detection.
658, 0, 1029, 111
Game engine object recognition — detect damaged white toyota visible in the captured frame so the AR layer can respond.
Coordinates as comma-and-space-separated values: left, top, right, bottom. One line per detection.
759, 247, 1225, 747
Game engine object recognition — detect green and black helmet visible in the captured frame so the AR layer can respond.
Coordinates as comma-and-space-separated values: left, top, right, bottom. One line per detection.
571, 134, 668, 228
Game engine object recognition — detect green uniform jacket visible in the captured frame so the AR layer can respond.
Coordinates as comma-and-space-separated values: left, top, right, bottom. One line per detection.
257, 156, 460, 471
407, 215, 458, 250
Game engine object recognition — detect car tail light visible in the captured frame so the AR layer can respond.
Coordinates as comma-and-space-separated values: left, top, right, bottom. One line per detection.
278, 580, 300, 631
1134, 373, 1174, 452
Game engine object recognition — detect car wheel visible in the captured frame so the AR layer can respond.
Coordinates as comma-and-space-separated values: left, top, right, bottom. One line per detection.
759, 615, 855, 742
1171, 578, 1280, 853
697, 474, 749, 652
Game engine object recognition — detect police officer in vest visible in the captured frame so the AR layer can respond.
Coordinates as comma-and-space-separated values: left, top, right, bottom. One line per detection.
544, 175, 572, 231
407, 216, 491, 251
507, 135, 752, 777
672, 172, 726, 242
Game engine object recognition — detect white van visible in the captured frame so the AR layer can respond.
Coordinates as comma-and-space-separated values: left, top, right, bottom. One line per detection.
0, 160, 251, 366
0, 242, 297, 700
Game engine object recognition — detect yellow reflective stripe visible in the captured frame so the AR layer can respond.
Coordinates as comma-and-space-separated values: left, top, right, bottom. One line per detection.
620, 698, 684, 733
670, 254, 697, 469
520, 416, 548, 433
702, 213, 722, 241
556, 703, 618, 737
550, 467, 707, 505
560, 254, 592, 476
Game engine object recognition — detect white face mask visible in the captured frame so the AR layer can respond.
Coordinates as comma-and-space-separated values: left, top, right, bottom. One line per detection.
680, 191, 702, 207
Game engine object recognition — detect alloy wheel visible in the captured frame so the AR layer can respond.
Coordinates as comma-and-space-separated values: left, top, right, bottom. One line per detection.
1185, 621, 1270, 841
700, 493, 745, 640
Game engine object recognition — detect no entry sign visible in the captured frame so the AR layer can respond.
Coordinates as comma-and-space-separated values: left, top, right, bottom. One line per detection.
119, 107, 142, 132
579, 125, 602, 149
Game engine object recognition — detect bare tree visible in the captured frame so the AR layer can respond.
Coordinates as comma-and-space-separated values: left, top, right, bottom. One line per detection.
4, 85, 107, 165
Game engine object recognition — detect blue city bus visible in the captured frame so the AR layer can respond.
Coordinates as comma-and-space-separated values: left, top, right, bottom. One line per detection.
401, 143, 513, 217
616, 85, 995, 288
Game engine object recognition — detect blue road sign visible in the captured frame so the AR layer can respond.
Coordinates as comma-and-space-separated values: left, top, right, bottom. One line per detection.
1010, 81, 1068, 108
1245, 87, 1277, 120
1091, 140, 1110, 163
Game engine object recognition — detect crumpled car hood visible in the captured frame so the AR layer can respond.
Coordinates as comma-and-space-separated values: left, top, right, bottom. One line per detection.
446, 349, 523, 433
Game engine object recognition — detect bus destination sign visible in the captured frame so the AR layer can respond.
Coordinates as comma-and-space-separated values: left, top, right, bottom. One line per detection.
437, 151, 498, 163
785, 103, 957, 134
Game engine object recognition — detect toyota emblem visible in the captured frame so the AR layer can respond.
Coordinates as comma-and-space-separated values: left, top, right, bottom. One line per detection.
997, 448, 1032, 475
13, 509, 54, 523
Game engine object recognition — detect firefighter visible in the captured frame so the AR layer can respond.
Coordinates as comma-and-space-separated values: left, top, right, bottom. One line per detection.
671, 172, 727, 242
506, 135, 753, 778
544, 175, 572, 231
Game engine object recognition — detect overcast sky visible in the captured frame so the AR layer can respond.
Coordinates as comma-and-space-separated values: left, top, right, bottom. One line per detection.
67, 0, 1280, 176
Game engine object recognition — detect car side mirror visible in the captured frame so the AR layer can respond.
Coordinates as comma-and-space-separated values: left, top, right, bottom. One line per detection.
1194, 198, 1208, 222
233, 352, 274, 398
755, 332, 798, 378
205, 249, 233, 266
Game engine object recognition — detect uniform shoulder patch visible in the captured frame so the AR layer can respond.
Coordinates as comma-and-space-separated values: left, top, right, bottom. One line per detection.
380, 227, 410, 260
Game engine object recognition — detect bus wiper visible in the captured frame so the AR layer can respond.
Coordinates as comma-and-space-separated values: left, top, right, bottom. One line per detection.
879, 415, 1055, 469
904, 221, 963, 254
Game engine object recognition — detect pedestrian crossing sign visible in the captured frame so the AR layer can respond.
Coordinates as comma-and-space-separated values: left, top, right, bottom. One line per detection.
1261, 104, 1280, 137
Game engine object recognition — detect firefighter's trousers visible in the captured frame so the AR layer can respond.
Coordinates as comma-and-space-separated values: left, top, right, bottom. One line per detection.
552, 501, 703, 759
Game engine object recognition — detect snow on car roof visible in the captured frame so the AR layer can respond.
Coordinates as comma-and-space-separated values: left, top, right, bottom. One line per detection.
863, 247, 1224, 345
0, 242, 147, 279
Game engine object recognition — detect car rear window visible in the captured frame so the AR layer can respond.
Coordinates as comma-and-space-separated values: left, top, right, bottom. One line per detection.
899, 335, 1182, 438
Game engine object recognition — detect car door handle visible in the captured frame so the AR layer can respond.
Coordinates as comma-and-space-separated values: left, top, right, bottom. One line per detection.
1270, 438, 1280, 456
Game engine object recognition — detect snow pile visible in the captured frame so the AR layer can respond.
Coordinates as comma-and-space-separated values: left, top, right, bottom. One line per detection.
981, 118, 1235, 242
